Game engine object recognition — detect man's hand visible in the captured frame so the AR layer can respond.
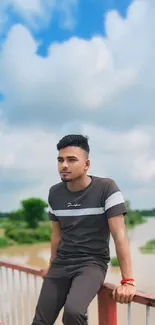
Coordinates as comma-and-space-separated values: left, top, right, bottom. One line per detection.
112, 284, 136, 304
40, 268, 49, 279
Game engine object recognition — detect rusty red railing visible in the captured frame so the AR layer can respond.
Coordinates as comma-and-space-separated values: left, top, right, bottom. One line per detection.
0, 260, 155, 325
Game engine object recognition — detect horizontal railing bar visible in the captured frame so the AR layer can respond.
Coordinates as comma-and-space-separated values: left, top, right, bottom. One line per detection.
97, 283, 155, 307
0, 260, 41, 277
1, 260, 155, 307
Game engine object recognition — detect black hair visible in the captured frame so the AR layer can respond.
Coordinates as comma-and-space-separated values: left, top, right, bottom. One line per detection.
57, 134, 90, 154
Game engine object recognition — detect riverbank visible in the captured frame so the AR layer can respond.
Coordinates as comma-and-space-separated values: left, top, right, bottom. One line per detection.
139, 238, 155, 254
0, 212, 147, 248
0, 220, 51, 248
110, 215, 147, 267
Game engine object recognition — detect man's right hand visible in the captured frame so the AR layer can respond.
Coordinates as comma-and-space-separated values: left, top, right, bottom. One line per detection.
40, 268, 49, 279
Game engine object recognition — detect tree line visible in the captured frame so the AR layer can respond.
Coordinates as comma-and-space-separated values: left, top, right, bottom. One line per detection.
0, 197, 149, 247
0, 198, 48, 228
0, 197, 152, 229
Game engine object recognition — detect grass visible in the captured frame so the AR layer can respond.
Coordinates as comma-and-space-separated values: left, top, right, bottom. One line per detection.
140, 238, 155, 254
125, 215, 146, 229
0, 228, 4, 236
0, 221, 51, 247
0, 236, 12, 247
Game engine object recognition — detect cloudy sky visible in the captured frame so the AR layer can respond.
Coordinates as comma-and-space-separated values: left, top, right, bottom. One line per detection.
0, 0, 155, 212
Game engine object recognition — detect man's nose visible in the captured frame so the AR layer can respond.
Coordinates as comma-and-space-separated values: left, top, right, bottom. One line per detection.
61, 160, 68, 169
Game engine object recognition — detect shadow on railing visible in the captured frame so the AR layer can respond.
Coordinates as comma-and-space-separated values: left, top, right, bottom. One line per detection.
0, 260, 155, 325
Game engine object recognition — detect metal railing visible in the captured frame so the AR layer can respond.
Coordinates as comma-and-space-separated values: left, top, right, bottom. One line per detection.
0, 260, 155, 325
0, 261, 42, 325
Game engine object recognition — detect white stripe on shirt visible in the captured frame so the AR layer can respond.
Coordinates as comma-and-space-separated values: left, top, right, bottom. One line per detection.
105, 191, 125, 211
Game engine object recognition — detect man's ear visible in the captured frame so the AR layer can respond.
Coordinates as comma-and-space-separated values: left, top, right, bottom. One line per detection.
85, 159, 90, 171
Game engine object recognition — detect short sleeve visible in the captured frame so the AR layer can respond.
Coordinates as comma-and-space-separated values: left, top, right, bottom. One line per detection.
104, 179, 127, 219
48, 189, 58, 222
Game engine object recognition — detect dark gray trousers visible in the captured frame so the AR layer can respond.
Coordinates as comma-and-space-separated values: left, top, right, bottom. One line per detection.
31, 264, 106, 325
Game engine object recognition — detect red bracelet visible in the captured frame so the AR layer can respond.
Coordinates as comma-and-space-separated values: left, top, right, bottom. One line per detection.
121, 278, 134, 284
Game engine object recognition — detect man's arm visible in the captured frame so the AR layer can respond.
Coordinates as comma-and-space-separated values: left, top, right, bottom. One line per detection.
108, 215, 136, 303
40, 221, 61, 278
48, 188, 61, 266
40, 189, 61, 278
103, 178, 136, 303
108, 215, 133, 279
49, 221, 61, 267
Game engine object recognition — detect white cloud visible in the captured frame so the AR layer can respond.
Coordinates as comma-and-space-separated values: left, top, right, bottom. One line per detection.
0, 124, 58, 170
12, 0, 42, 13
0, 0, 155, 211
0, 124, 60, 211
133, 155, 155, 182
0, 0, 155, 129
82, 124, 155, 182
11, 0, 55, 30
57, 0, 78, 30
0, 0, 78, 32
0, 2, 10, 34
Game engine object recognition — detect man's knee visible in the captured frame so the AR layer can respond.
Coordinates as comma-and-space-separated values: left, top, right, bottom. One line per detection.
63, 303, 87, 325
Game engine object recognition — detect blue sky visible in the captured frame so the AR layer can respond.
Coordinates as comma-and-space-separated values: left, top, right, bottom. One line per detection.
36, 0, 132, 53
0, 0, 133, 55
0, 0, 155, 211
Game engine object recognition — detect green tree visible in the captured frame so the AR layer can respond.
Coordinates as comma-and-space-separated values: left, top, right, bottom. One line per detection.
0, 212, 9, 219
21, 198, 48, 228
7, 209, 24, 221
125, 200, 131, 211
124, 200, 145, 228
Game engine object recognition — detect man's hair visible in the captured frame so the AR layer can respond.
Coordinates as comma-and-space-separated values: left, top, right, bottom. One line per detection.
57, 134, 90, 154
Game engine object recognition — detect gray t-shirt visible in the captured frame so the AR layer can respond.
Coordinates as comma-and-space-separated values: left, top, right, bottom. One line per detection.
48, 176, 127, 271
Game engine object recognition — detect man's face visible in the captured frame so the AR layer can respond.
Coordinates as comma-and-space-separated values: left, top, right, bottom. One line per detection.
57, 146, 90, 182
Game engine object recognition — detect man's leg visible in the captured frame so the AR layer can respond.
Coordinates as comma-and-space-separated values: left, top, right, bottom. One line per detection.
31, 273, 71, 325
62, 265, 107, 325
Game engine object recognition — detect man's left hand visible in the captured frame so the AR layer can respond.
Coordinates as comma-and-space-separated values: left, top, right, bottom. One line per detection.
112, 284, 136, 304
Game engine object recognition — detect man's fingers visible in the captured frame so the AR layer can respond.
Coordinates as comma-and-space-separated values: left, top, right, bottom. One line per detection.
116, 291, 125, 304
112, 288, 116, 300
112, 285, 136, 304
128, 294, 134, 303
115, 287, 123, 303
124, 294, 130, 304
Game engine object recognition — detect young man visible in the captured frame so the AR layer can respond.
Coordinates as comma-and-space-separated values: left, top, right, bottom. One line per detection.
31, 134, 136, 325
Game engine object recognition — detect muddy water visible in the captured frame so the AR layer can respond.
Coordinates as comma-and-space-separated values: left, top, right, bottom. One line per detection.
0, 217, 155, 324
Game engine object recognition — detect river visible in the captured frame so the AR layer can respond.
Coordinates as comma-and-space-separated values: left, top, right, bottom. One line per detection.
0, 217, 155, 324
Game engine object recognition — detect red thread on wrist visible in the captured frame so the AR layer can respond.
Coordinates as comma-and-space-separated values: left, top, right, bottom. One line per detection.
121, 278, 134, 285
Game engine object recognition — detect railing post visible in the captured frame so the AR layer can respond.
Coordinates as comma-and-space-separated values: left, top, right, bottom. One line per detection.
98, 285, 117, 325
